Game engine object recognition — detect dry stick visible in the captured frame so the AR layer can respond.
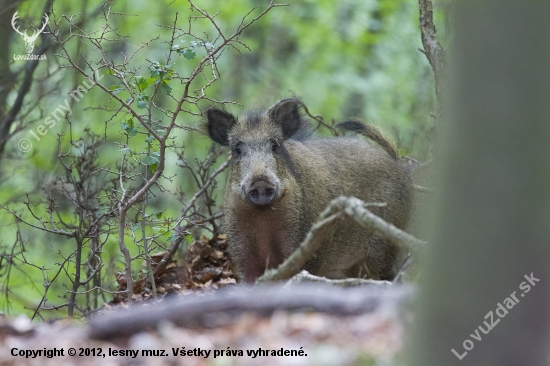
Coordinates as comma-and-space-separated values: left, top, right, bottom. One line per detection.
414, 184, 432, 193
88, 284, 414, 340
67, 235, 83, 317
257, 205, 343, 283
117, 155, 134, 303
257, 196, 426, 284
178, 157, 231, 220
340, 196, 426, 248
418, 0, 446, 103
298, 100, 339, 136
392, 254, 414, 285
151, 214, 224, 276
285, 270, 392, 288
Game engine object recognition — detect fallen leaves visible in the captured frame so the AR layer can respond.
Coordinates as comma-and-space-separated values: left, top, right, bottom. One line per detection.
112, 235, 237, 303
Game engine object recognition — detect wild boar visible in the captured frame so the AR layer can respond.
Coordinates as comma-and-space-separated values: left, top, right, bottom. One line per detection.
205, 98, 412, 282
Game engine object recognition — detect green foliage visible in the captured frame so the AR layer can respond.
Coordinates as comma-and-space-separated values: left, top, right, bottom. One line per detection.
0, 0, 436, 318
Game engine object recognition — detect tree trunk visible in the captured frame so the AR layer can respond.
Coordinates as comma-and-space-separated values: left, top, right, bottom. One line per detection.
408, 1, 550, 365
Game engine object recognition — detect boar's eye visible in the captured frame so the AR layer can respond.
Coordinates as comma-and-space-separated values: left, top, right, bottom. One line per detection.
272, 139, 280, 152
234, 142, 243, 156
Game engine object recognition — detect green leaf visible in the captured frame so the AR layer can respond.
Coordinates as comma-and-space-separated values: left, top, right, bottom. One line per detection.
156, 212, 163, 219
143, 155, 160, 165
110, 85, 123, 95
137, 100, 147, 109
182, 48, 196, 60
159, 82, 172, 95
136, 76, 148, 91
127, 127, 138, 137
120, 123, 129, 130
145, 136, 155, 143
119, 147, 131, 153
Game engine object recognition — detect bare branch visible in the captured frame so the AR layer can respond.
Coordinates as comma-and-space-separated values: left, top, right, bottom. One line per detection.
418, 0, 446, 104
340, 196, 426, 248
258, 196, 426, 283
257, 209, 343, 283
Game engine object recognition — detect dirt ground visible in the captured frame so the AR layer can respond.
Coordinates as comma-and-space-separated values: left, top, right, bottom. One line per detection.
0, 236, 409, 366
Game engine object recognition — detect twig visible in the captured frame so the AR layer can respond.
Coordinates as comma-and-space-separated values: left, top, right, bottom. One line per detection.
152, 157, 231, 277
297, 100, 339, 136
414, 184, 432, 193
392, 254, 414, 285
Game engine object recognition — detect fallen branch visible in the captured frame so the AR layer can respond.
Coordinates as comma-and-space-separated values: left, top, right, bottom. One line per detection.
285, 270, 392, 288
340, 197, 427, 248
257, 203, 344, 283
257, 196, 426, 283
88, 283, 414, 340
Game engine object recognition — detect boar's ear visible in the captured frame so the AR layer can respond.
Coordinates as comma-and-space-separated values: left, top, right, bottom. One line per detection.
268, 98, 303, 139
205, 108, 236, 146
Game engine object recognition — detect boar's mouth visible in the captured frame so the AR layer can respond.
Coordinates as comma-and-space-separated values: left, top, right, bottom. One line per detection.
245, 180, 277, 206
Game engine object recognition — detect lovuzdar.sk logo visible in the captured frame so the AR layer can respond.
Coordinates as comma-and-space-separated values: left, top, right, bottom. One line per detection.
11, 11, 49, 61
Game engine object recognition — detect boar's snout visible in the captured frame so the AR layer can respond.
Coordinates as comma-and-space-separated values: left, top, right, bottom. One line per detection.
246, 180, 276, 206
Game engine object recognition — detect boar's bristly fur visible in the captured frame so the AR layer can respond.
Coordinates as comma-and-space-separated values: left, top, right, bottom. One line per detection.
205, 98, 413, 283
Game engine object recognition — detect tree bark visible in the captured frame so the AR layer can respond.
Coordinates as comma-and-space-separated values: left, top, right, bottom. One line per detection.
408, 1, 550, 365
418, 0, 446, 107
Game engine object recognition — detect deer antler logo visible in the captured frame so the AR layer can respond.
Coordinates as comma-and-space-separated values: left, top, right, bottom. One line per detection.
11, 11, 49, 54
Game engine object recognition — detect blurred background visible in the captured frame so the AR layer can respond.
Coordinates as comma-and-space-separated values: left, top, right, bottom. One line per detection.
0, 0, 446, 317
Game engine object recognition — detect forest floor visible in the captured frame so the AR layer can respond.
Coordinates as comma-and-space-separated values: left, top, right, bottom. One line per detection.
0, 236, 410, 366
